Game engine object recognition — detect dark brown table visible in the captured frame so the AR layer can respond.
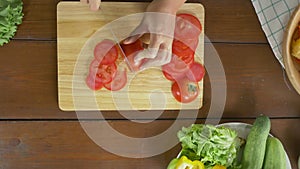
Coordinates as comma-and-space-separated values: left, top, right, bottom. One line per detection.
0, 0, 299, 168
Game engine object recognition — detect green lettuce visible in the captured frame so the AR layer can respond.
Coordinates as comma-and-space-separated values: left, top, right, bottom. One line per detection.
0, 0, 23, 46
177, 124, 242, 168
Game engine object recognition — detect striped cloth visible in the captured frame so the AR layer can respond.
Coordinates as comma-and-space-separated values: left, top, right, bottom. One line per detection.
251, 0, 300, 68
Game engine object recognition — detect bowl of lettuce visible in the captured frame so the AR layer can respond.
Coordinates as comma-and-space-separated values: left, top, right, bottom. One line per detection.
0, 0, 24, 46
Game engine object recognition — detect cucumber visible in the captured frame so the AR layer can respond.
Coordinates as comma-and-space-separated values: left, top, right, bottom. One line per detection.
241, 115, 271, 169
263, 137, 286, 169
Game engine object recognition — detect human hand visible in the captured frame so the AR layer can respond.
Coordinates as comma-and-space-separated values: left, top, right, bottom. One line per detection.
123, 0, 186, 70
80, 0, 101, 11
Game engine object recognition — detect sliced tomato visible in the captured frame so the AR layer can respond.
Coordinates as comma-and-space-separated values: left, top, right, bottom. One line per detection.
86, 74, 103, 91
104, 69, 127, 91
173, 38, 199, 52
94, 39, 118, 65
89, 59, 117, 84
163, 71, 175, 81
172, 39, 195, 65
186, 62, 205, 82
171, 78, 199, 103
174, 13, 202, 42
120, 39, 145, 71
162, 55, 190, 81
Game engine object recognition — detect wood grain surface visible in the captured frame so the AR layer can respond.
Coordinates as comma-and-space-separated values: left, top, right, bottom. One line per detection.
14, 0, 266, 43
0, 119, 298, 169
1, 41, 299, 119
0, 0, 299, 168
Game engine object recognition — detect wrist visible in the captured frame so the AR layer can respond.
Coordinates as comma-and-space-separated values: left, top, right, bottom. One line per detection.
147, 0, 186, 14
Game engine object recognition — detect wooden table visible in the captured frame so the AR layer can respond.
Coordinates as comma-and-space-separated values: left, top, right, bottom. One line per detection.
0, 0, 299, 168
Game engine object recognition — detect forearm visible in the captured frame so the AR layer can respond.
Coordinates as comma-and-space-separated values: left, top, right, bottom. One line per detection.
147, 0, 187, 14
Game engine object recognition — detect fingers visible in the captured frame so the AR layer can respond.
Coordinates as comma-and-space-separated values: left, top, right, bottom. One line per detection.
89, 0, 101, 11
140, 47, 172, 70
123, 34, 143, 45
134, 48, 159, 63
140, 40, 172, 70
81, 0, 101, 11
123, 25, 146, 45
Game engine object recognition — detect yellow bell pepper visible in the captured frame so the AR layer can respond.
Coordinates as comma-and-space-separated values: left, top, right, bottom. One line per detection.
175, 156, 205, 169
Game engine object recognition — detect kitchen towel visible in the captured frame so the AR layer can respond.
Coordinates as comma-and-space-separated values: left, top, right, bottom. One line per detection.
251, 0, 300, 68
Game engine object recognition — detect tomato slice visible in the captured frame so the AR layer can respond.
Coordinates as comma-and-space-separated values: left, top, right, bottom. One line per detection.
162, 56, 189, 81
86, 74, 103, 91
174, 13, 202, 42
104, 69, 127, 91
173, 39, 198, 52
186, 62, 205, 82
89, 59, 117, 84
94, 39, 118, 65
171, 78, 199, 103
163, 71, 175, 81
172, 39, 196, 65
120, 39, 145, 71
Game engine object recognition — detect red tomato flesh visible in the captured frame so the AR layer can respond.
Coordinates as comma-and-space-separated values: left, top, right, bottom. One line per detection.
89, 59, 117, 84
104, 69, 127, 91
163, 71, 175, 81
162, 55, 190, 81
172, 40, 195, 65
94, 39, 118, 65
186, 62, 205, 82
174, 13, 202, 42
171, 78, 199, 103
120, 39, 145, 71
86, 74, 103, 91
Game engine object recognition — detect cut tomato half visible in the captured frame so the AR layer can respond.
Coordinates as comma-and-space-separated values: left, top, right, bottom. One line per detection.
94, 39, 118, 65
186, 62, 205, 82
104, 69, 127, 91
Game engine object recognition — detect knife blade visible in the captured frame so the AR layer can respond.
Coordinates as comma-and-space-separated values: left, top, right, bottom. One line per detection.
109, 28, 134, 72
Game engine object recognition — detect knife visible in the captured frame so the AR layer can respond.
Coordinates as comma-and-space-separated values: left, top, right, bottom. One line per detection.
110, 28, 135, 72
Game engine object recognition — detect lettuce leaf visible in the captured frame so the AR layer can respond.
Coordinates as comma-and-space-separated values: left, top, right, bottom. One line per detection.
177, 124, 242, 168
0, 0, 23, 46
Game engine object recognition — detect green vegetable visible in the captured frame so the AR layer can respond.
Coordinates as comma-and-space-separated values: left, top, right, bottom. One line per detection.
0, 0, 23, 46
177, 124, 242, 168
263, 137, 286, 169
167, 158, 179, 169
241, 115, 271, 169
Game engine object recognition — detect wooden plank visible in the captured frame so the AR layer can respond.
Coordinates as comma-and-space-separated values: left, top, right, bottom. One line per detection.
13, 0, 267, 43
57, 2, 205, 110
1, 41, 300, 118
0, 119, 298, 169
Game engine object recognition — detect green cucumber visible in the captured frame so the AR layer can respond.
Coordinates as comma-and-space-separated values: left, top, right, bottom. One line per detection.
263, 137, 286, 169
241, 115, 271, 169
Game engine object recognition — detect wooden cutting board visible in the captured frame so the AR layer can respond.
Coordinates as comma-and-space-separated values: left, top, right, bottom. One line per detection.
57, 2, 205, 111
